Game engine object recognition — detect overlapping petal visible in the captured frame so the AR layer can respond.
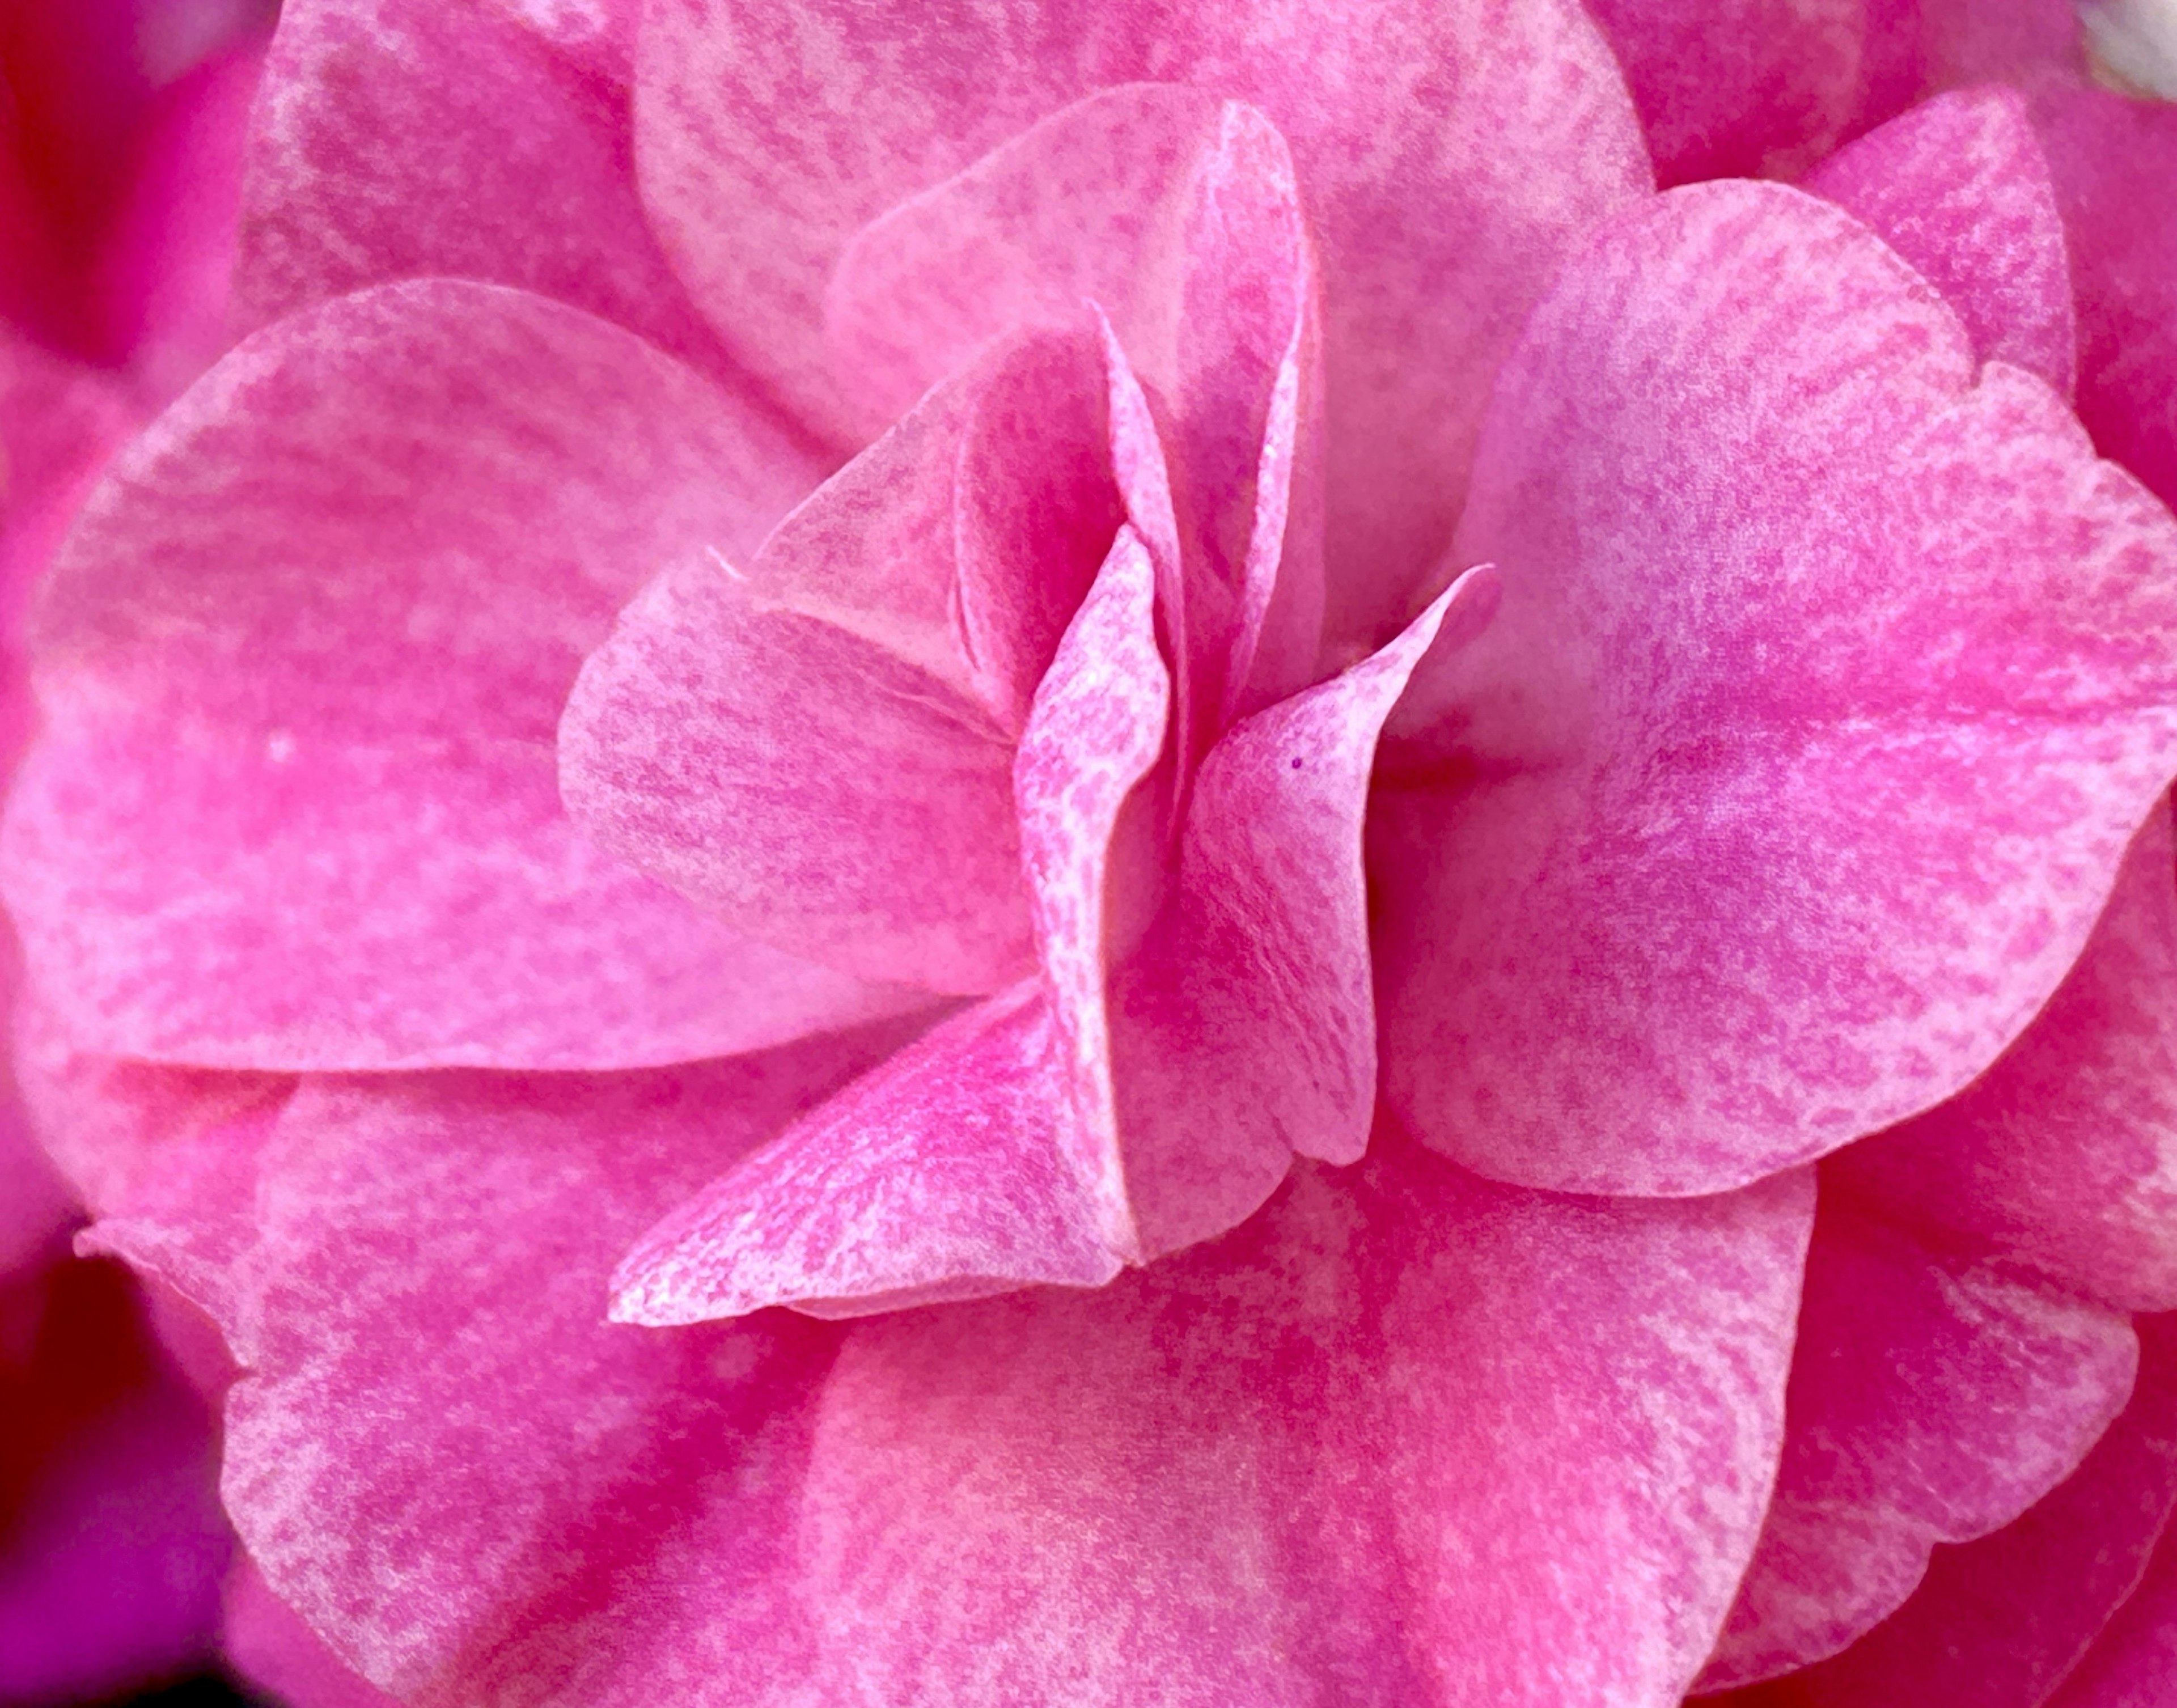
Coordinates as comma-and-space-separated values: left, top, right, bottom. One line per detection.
636, 0, 1649, 644
1378, 179, 2177, 1196
71, 1049, 1812, 1707
1, 279, 916, 1070
1695, 1190, 2139, 1689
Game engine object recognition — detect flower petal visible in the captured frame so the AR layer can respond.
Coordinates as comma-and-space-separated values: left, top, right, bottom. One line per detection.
636, 0, 1647, 645
1719, 1312, 2177, 1708
1804, 84, 2076, 397
1827, 801, 2177, 1313
561, 330, 1123, 994
238, 0, 728, 372
794, 1135, 1813, 1707
0, 279, 909, 1070
1378, 180, 2177, 1194
1110, 571, 1497, 1257
81, 1035, 905, 1708
826, 84, 1325, 722
1695, 1190, 2140, 1689
1583, 0, 1867, 183
611, 985, 1120, 1325
226, 1559, 403, 1708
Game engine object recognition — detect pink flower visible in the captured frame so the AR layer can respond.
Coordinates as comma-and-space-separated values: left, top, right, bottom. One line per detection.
5, 2, 2177, 1705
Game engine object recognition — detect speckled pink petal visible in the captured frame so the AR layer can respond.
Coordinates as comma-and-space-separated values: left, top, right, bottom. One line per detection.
0, 328, 135, 625
1720, 1313, 2177, 1708
1377, 180, 2177, 1196
1827, 802, 2177, 1313
1584, 0, 1866, 183
1695, 1191, 2140, 1689
2045, 1413, 2177, 1706
612, 985, 1120, 1324
0, 279, 917, 1069
1804, 85, 2076, 397
561, 332, 1125, 994
1109, 572, 1496, 1257
2030, 81, 2177, 512
237, 0, 729, 373
226, 1560, 402, 1708
826, 84, 1324, 724
489, 0, 638, 81
636, 0, 1647, 647
794, 1134, 1812, 1707
83, 1033, 905, 1708
1014, 524, 1172, 1260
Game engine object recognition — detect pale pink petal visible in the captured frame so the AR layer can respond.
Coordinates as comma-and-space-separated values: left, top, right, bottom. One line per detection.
794, 1135, 1812, 1707
1013, 524, 1172, 1260
83, 1033, 904, 1708
0, 279, 915, 1069
1696, 1191, 2140, 1689
237, 0, 730, 374
636, 0, 1647, 646
1804, 84, 2076, 397
1109, 572, 1496, 1256
1827, 802, 2177, 1313
612, 985, 1119, 1324
224, 1559, 430, 1708
1378, 181, 2177, 1195
825, 85, 1324, 721
1584, 0, 1867, 184
1719, 1312, 2177, 1707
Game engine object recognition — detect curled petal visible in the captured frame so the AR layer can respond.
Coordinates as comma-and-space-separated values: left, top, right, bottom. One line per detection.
1379, 180, 2177, 1195
636, 0, 1647, 644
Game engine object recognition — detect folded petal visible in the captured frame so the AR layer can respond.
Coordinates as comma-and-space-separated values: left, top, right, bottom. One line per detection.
1378, 180, 2177, 1195
1721, 1312, 2177, 1708
82, 1033, 904, 1708
827, 85, 1325, 721
1696, 1191, 2140, 1689
795, 1135, 1812, 1707
561, 328, 1129, 993
238, 0, 730, 372
1804, 84, 2076, 397
1110, 571, 1495, 1257
636, 0, 1647, 645
612, 985, 1119, 1324
1, 279, 907, 1070
1827, 801, 2177, 1312
226, 1560, 403, 1708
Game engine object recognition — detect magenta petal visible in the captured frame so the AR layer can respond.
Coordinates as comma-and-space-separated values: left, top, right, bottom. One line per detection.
0, 279, 908, 1070
1722, 1312, 2177, 1708
1696, 1190, 2139, 1689
795, 1136, 1813, 1707
1109, 572, 1496, 1257
1804, 85, 2076, 397
239, 0, 728, 372
1378, 180, 2177, 1195
637, 0, 1646, 645
1014, 524, 1172, 1258
612, 985, 1120, 1324
1828, 801, 2177, 1313
226, 1560, 402, 1708
83, 1039, 901, 1708
1585, 0, 1867, 184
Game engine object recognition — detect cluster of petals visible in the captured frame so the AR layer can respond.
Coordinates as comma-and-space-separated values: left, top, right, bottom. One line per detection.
6, 0, 2177, 1706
